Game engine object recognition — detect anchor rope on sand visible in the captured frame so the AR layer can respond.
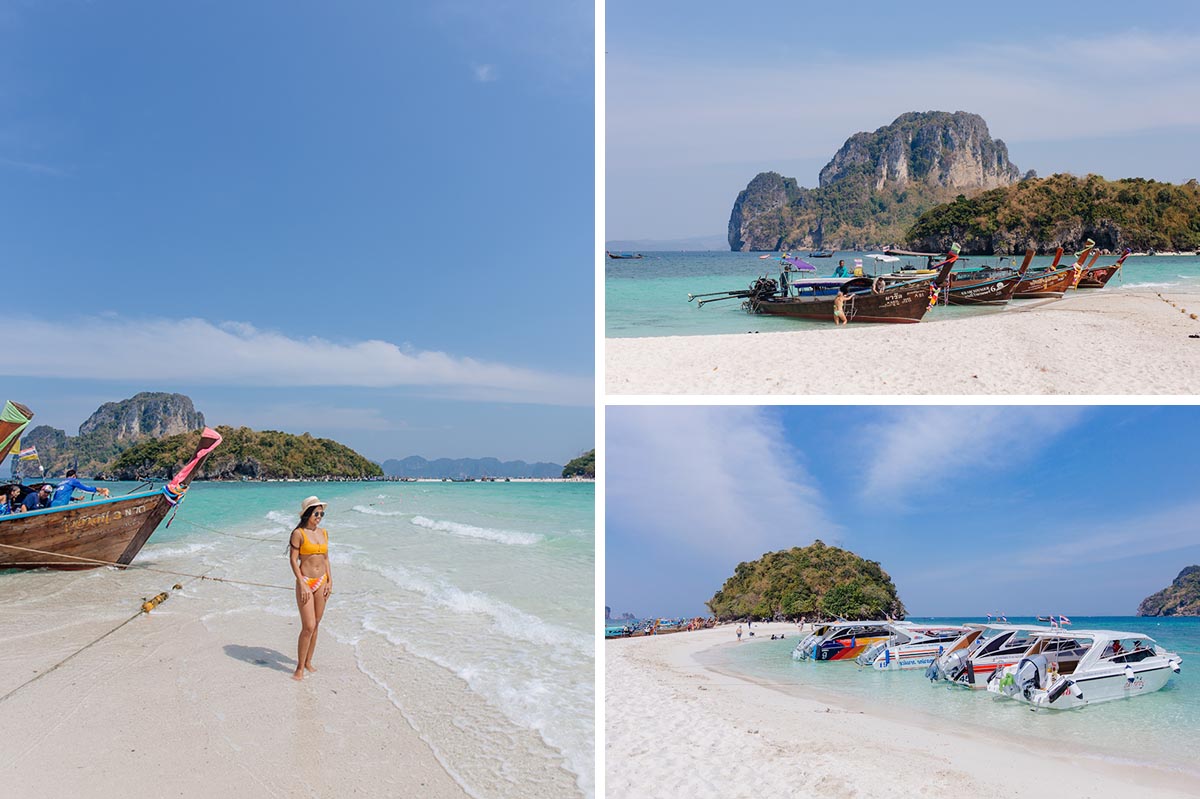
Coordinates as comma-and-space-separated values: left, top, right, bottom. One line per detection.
0, 519, 300, 706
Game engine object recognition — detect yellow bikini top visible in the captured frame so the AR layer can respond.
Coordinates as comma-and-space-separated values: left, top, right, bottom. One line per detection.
296, 527, 328, 556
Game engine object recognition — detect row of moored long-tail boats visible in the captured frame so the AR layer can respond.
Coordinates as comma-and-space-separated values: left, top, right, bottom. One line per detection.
790, 620, 1182, 710
689, 239, 1132, 324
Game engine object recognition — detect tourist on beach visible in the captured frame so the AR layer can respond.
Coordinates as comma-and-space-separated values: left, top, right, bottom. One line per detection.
833, 290, 849, 325
22, 484, 53, 511
288, 496, 333, 681
50, 469, 110, 507
736, 625, 743, 641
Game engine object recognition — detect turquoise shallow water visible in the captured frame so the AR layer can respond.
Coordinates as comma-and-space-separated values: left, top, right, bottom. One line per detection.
606, 252, 1200, 337
703, 616, 1199, 776
6, 480, 594, 798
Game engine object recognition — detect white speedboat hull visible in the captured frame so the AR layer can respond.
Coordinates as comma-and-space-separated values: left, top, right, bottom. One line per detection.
988, 660, 1179, 709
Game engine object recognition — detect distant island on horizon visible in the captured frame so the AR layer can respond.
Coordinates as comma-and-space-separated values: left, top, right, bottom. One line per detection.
6, 392, 592, 482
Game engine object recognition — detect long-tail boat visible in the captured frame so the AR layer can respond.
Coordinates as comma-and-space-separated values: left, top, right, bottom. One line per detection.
1013, 241, 1096, 299
688, 246, 959, 324
606, 251, 644, 259
886, 249, 1034, 306
0, 426, 223, 569
1076, 248, 1131, 289
943, 249, 1034, 306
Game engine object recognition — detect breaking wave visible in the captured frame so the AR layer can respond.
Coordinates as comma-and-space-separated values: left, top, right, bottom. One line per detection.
409, 515, 543, 546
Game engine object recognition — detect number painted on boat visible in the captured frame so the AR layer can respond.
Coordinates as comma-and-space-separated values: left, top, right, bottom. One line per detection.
65, 504, 149, 531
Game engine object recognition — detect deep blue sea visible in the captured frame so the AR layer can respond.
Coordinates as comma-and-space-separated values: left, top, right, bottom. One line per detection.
606, 252, 1200, 337
702, 615, 1199, 777
2, 480, 595, 798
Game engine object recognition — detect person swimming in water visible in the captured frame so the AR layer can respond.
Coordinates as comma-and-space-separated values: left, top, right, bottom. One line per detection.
288, 496, 333, 681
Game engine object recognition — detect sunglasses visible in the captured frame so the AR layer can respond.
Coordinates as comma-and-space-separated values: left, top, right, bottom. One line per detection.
313, 510, 325, 517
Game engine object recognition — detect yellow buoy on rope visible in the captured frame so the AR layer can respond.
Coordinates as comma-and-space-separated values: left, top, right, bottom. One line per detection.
142, 592, 169, 613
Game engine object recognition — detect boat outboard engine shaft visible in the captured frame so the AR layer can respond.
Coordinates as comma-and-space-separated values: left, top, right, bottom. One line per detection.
938, 650, 970, 683
1012, 655, 1048, 700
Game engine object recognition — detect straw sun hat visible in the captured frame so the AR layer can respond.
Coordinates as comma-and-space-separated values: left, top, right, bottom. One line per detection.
300, 496, 327, 515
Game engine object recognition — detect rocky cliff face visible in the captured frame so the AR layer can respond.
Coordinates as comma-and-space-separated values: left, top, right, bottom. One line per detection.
20, 392, 204, 476
729, 111, 1021, 251
818, 111, 1020, 192
1138, 566, 1200, 616
80, 392, 204, 441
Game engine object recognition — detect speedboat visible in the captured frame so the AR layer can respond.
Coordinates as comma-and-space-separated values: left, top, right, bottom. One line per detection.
855, 624, 969, 671
927, 624, 1084, 688
986, 629, 1182, 709
791, 621, 895, 662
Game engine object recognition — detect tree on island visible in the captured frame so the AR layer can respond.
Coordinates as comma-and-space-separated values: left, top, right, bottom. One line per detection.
707, 540, 905, 621
562, 449, 595, 478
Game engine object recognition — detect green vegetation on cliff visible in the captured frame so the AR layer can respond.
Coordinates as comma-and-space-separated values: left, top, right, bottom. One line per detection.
707, 540, 905, 621
1138, 566, 1200, 616
562, 449, 595, 478
110, 426, 384, 480
907, 174, 1200, 253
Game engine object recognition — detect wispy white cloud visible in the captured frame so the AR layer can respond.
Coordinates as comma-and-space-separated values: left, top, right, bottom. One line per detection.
0, 156, 65, 177
859, 407, 1088, 507
1018, 500, 1200, 569
608, 32, 1200, 171
473, 63, 498, 82
0, 316, 591, 406
199, 402, 397, 433
607, 406, 840, 561
432, 0, 592, 81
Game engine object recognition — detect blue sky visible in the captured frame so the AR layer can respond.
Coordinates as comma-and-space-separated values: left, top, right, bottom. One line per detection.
606, 406, 1200, 618
0, 1, 593, 463
606, 0, 1200, 240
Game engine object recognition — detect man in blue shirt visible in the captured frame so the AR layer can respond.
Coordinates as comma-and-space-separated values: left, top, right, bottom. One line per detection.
50, 469, 110, 507
22, 484, 53, 511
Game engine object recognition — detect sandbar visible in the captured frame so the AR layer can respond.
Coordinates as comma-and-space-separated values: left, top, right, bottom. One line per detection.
0, 568, 470, 798
606, 290, 1200, 395
606, 623, 1199, 798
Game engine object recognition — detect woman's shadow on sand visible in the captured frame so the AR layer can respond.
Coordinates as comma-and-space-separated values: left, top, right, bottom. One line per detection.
223, 644, 295, 673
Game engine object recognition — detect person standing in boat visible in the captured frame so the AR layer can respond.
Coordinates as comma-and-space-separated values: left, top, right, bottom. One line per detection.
833, 259, 848, 277
288, 496, 333, 681
49, 468, 110, 507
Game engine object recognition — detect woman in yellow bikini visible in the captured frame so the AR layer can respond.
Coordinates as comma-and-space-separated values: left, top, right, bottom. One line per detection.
288, 496, 332, 681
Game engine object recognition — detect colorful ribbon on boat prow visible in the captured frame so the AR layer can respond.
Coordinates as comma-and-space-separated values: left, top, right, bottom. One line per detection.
162, 482, 188, 506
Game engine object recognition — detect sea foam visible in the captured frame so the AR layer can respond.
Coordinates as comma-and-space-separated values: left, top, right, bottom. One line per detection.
409, 515, 543, 546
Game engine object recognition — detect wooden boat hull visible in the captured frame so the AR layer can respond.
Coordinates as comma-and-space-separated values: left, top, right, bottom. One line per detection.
750, 279, 936, 323
1014, 267, 1075, 299
946, 273, 1023, 306
1077, 264, 1121, 289
0, 427, 221, 570
0, 492, 175, 569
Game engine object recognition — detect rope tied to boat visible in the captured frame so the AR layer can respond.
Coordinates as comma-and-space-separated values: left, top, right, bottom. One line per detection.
0, 541, 293, 590
161, 482, 188, 528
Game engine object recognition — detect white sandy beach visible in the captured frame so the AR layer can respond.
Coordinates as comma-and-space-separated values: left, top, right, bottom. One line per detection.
0, 569, 470, 799
606, 623, 1200, 799
606, 290, 1200, 394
